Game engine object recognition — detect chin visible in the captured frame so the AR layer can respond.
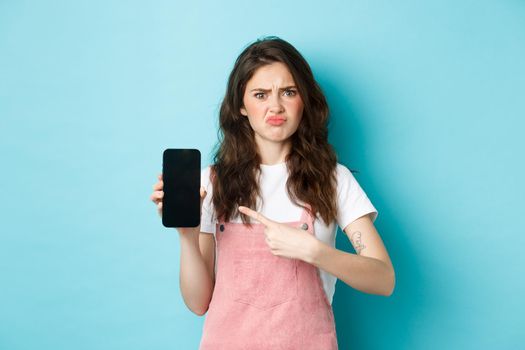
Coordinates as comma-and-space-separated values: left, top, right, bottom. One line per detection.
267, 133, 292, 141
255, 130, 295, 143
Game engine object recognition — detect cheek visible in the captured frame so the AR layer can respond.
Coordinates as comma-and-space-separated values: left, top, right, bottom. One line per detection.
289, 97, 304, 112
290, 100, 304, 118
244, 101, 264, 116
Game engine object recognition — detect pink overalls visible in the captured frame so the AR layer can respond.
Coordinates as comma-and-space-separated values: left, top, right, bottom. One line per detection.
199, 206, 338, 350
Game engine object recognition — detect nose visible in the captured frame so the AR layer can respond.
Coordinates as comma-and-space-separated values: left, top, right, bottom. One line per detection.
268, 92, 284, 113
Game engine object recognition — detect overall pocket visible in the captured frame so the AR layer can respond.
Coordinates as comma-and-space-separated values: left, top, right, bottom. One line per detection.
231, 250, 298, 310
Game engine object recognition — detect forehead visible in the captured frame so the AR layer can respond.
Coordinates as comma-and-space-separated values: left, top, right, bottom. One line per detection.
246, 62, 296, 87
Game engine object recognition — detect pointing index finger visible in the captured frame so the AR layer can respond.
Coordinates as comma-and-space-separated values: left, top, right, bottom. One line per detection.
238, 206, 275, 227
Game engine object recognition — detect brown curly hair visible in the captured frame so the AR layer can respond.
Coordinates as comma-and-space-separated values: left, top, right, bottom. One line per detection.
211, 36, 338, 226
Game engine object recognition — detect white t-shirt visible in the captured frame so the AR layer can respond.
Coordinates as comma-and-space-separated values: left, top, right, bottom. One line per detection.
200, 162, 378, 305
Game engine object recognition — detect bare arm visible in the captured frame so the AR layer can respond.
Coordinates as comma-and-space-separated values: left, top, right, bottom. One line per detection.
308, 213, 395, 296
151, 173, 216, 315
237, 206, 395, 297
178, 230, 215, 315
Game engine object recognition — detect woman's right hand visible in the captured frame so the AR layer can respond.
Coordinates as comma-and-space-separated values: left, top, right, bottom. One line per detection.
150, 173, 207, 235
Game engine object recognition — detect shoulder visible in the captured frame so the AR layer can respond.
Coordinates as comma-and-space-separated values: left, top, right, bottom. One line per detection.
334, 162, 378, 225
335, 162, 370, 194
335, 163, 357, 187
335, 163, 350, 177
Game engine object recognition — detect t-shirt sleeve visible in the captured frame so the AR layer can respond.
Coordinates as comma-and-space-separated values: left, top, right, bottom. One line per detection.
336, 163, 378, 231
199, 165, 216, 235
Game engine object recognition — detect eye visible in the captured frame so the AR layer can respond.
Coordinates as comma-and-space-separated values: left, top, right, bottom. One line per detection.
284, 89, 297, 97
254, 92, 265, 99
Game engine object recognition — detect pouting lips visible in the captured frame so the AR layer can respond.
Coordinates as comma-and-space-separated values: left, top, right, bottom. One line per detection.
266, 117, 285, 126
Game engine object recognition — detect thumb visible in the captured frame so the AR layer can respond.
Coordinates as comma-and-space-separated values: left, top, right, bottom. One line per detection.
238, 206, 277, 228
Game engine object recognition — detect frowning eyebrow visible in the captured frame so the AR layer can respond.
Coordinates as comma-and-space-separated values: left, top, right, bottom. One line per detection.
250, 85, 297, 92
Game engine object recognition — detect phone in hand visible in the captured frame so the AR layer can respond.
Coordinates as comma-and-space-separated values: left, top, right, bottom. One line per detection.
162, 148, 201, 228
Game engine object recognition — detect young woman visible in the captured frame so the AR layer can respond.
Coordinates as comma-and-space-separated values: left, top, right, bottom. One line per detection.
151, 36, 395, 350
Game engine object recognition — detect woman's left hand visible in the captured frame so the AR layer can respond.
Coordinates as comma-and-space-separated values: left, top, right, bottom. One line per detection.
238, 206, 320, 263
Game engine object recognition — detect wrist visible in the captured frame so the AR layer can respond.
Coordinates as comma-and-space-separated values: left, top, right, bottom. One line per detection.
177, 227, 200, 244
305, 236, 324, 265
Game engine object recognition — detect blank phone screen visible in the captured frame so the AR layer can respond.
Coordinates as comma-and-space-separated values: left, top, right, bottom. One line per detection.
162, 149, 201, 228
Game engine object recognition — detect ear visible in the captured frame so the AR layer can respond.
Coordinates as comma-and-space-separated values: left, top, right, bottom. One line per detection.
240, 106, 247, 116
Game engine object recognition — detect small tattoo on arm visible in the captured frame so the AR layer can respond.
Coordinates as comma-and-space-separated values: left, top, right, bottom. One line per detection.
350, 231, 366, 254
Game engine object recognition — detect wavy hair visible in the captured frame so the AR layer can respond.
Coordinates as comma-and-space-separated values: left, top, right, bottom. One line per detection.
211, 36, 338, 226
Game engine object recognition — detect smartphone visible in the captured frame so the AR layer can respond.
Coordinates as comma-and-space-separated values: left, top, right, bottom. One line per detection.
162, 148, 201, 228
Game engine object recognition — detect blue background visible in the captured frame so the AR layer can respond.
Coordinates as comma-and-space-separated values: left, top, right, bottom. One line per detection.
1, 1, 524, 349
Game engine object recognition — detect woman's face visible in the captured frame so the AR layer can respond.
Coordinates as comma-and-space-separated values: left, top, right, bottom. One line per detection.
240, 62, 304, 147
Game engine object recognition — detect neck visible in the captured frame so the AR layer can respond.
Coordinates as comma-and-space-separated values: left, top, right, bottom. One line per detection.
255, 136, 291, 165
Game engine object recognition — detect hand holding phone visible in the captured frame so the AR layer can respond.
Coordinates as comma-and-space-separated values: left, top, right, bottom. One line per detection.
160, 148, 201, 228
151, 172, 207, 232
